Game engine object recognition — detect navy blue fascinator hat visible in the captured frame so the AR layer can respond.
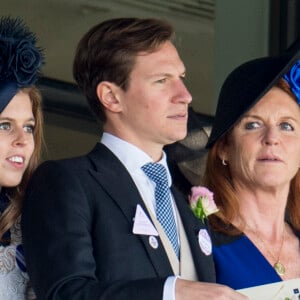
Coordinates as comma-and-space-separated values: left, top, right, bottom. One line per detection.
0, 16, 44, 113
206, 37, 300, 148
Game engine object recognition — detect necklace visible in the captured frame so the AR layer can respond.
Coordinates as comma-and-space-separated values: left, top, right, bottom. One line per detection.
245, 224, 286, 276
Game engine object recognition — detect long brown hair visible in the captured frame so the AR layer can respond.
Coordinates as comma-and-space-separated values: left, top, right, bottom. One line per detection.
203, 78, 300, 234
0, 87, 44, 242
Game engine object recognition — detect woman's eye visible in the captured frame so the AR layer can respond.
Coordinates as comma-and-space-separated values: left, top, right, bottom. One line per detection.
24, 125, 35, 133
0, 122, 11, 130
280, 122, 294, 131
244, 122, 260, 130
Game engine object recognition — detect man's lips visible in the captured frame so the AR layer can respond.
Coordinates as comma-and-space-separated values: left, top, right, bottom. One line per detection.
168, 112, 188, 120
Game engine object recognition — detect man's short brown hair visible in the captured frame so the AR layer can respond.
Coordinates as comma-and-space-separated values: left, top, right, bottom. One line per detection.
73, 17, 174, 122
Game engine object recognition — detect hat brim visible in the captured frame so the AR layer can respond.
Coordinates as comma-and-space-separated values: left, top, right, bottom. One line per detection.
0, 81, 18, 113
206, 38, 300, 148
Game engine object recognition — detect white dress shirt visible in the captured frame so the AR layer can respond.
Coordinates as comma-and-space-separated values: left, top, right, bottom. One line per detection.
101, 132, 178, 300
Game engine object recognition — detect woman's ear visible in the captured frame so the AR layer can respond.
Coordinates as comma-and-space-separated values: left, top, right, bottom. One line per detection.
96, 81, 122, 112
217, 139, 228, 163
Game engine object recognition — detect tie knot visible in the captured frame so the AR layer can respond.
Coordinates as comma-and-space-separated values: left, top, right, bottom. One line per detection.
141, 163, 168, 186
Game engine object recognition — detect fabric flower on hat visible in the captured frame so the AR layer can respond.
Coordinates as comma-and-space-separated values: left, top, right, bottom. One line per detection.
283, 60, 300, 104
13, 40, 42, 85
189, 186, 219, 223
0, 17, 44, 87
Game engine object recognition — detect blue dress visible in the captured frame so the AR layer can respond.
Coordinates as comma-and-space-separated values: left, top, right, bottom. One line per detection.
212, 232, 282, 290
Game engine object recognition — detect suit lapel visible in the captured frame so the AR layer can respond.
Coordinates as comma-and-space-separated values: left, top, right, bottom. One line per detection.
87, 143, 173, 277
172, 186, 216, 282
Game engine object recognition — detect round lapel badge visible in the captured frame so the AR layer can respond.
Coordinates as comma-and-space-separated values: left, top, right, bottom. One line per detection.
198, 229, 212, 256
149, 235, 158, 249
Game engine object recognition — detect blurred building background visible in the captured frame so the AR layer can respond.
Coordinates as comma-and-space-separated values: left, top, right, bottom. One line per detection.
0, 0, 299, 159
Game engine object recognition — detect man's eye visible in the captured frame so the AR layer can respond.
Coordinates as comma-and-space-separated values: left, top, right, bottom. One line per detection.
156, 78, 167, 84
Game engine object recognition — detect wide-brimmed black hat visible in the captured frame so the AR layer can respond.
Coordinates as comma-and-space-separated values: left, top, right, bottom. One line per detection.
206, 37, 300, 148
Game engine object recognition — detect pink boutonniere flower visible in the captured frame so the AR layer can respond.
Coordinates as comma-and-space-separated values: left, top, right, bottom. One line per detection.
189, 186, 219, 223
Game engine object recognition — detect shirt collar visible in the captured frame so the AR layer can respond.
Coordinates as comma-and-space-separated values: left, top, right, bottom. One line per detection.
101, 132, 172, 186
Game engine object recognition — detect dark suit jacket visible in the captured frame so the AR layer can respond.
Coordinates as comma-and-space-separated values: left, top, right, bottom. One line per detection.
21, 143, 216, 300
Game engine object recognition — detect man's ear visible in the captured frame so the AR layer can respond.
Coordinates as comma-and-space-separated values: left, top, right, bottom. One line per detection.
96, 81, 122, 112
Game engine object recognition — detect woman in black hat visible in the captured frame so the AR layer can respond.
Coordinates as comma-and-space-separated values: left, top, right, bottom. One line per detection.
203, 40, 300, 290
0, 17, 44, 299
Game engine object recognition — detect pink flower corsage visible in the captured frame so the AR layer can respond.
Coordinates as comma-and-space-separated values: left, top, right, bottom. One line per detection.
189, 186, 219, 223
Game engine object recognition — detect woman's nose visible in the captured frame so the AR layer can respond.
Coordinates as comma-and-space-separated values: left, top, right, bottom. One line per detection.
12, 128, 28, 147
263, 127, 279, 145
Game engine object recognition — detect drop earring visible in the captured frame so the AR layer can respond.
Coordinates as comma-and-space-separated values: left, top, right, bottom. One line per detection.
222, 159, 228, 166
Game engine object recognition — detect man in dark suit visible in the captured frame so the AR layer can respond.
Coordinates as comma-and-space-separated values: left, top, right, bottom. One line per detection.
21, 18, 247, 300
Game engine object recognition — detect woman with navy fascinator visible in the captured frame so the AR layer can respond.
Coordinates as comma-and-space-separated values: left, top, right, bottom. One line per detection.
0, 16, 44, 299
202, 38, 300, 291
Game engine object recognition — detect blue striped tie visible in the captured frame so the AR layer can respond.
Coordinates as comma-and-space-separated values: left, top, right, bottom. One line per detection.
142, 163, 179, 257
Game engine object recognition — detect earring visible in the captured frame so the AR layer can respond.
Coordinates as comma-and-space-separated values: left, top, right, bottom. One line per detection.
222, 159, 227, 166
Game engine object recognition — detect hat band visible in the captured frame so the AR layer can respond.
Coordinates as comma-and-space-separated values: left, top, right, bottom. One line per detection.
0, 81, 19, 113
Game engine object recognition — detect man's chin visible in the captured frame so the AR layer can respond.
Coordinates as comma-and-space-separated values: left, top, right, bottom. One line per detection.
166, 133, 188, 145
